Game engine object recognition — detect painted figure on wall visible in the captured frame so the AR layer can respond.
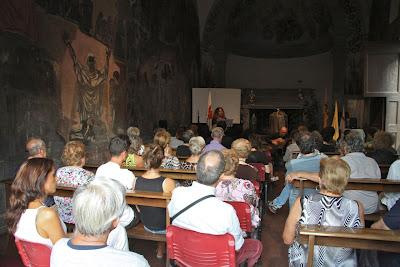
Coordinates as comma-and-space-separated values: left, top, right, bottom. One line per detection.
63, 34, 110, 141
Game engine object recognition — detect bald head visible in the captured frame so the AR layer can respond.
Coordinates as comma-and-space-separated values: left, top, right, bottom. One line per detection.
196, 150, 225, 186
26, 138, 47, 159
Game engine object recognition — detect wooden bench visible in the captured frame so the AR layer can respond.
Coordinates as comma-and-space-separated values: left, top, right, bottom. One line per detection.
83, 165, 197, 181
298, 225, 400, 267
293, 178, 400, 221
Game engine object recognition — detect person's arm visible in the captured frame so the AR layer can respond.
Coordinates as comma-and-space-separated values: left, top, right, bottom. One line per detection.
286, 171, 320, 183
135, 155, 144, 168
282, 197, 302, 245
162, 178, 176, 194
356, 200, 365, 226
36, 207, 66, 244
371, 218, 390, 230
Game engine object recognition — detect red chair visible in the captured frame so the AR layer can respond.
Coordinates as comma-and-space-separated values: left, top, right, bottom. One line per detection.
251, 180, 260, 196
15, 237, 51, 267
166, 225, 236, 267
249, 163, 266, 182
225, 201, 252, 233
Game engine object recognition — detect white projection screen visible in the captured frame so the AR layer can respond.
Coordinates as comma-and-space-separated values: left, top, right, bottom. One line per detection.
192, 88, 241, 124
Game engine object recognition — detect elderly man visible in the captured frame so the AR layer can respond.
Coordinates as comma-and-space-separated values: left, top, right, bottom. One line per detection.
341, 132, 380, 214
26, 137, 47, 158
168, 150, 263, 267
268, 131, 326, 213
50, 178, 149, 267
202, 127, 226, 153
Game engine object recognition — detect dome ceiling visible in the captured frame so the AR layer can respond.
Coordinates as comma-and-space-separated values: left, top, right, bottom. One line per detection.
224, 0, 334, 57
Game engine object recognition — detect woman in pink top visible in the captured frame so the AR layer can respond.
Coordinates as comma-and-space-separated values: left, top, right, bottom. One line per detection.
7, 158, 66, 247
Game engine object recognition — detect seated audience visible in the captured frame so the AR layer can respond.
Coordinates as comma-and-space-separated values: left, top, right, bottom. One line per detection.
7, 158, 66, 247
154, 129, 180, 169
341, 132, 381, 214
54, 141, 94, 224
25, 137, 47, 159
135, 144, 175, 258
282, 130, 300, 163
125, 127, 144, 169
366, 130, 397, 166
231, 138, 258, 181
168, 151, 263, 267
202, 127, 226, 153
217, 120, 234, 149
216, 149, 260, 227
311, 131, 323, 152
247, 133, 269, 164
283, 157, 364, 266
50, 178, 149, 267
381, 159, 400, 210
96, 136, 136, 190
320, 126, 336, 153
169, 126, 185, 149
268, 131, 325, 213
95, 136, 136, 250
179, 136, 205, 170
372, 198, 400, 266
176, 129, 194, 158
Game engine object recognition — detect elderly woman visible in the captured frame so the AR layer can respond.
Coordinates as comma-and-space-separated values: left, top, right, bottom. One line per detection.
179, 136, 206, 170
231, 138, 258, 180
366, 130, 397, 166
50, 178, 149, 266
54, 141, 94, 224
125, 127, 144, 168
154, 129, 180, 169
283, 157, 364, 266
216, 149, 260, 227
7, 158, 66, 247
135, 144, 176, 258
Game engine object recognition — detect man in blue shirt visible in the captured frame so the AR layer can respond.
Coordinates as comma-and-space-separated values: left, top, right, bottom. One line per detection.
268, 131, 325, 213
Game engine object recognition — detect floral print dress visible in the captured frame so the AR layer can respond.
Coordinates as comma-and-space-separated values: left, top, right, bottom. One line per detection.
215, 178, 260, 227
54, 166, 94, 224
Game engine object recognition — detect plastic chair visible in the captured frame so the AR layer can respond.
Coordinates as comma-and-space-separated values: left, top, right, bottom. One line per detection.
15, 237, 51, 267
251, 180, 260, 196
225, 201, 252, 233
166, 225, 236, 267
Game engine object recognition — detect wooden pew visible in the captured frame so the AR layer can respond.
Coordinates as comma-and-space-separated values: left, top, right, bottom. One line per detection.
298, 225, 400, 267
293, 178, 400, 221
129, 167, 197, 181
54, 186, 171, 242
84, 165, 197, 181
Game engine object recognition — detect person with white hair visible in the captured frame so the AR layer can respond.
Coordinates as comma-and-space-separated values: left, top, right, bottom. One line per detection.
179, 136, 206, 170
50, 178, 149, 267
202, 127, 226, 153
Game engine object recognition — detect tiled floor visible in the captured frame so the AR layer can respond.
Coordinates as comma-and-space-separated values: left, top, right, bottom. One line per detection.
0, 169, 289, 267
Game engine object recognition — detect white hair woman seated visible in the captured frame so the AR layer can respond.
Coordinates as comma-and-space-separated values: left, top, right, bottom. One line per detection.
50, 178, 149, 267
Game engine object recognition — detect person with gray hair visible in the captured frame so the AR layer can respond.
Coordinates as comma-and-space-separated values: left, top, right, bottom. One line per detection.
50, 178, 149, 267
179, 136, 206, 170
26, 137, 47, 159
340, 131, 381, 214
202, 127, 226, 153
176, 129, 195, 158
168, 151, 263, 267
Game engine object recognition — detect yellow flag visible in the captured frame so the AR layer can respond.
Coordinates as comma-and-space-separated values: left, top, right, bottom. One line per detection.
332, 101, 339, 141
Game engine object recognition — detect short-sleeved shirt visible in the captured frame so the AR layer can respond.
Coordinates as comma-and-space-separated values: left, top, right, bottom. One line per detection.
95, 161, 136, 190
50, 238, 149, 267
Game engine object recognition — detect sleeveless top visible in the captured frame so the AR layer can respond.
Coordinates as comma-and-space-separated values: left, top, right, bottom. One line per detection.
14, 206, 66, 248
288, 194, 362, 267
125, 154, 136, 169
135, 176, 166, 231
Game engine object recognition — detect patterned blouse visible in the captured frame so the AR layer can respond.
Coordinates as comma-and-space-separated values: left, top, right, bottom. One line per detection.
161, 156, 180, 169
215, 178, 260, 227
54, 166, 94, 224
288, 194, 362, 267
179, 161, 197, 171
